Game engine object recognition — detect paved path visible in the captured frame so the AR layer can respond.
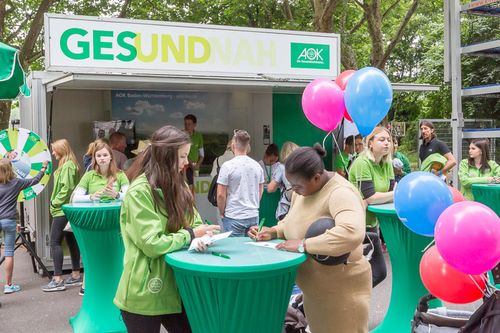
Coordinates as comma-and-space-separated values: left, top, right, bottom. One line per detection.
0, 248, 480, 332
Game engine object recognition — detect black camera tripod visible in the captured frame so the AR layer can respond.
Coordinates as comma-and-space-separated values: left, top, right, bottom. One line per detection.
0, 202, 52, 280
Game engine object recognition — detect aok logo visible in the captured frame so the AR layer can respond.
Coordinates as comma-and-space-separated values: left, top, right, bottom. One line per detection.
291, 43, 330, 69
0, 132, 7, 140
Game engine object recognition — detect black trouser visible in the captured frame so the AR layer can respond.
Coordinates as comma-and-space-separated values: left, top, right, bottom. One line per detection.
120, 308, 192, 333
50, 216, 81, 276
364, 228, 387, 288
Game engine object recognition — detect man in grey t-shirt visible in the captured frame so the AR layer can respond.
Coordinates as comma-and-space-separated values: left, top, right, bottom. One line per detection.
217, 130, 264, 236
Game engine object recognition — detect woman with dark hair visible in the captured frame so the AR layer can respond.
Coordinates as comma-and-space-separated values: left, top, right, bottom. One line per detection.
249, 144, 371, 333
458, 138, 500, 200
392, 136, 411, 176
114, 125, 220, 333
419, 120, 457, 177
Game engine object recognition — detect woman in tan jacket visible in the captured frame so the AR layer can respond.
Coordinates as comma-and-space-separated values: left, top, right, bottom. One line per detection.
249, 144, 372, 333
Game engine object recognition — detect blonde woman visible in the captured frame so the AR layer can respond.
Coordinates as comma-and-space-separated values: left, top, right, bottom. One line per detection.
348, 127, 394, 286
42, 139, 82, 292
267, 141, 300, 220
72, 142, 129, 203
1, 158, 48, 294
348, 126, 395, 229
83, 138, 108, 172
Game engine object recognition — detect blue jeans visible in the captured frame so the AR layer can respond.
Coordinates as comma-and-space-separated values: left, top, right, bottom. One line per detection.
222, 216, 259, 237
0, 219, 17, 257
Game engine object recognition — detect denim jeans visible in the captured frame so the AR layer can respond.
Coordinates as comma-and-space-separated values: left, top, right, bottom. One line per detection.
0, 219, 17, 257
221, 216, 259, 237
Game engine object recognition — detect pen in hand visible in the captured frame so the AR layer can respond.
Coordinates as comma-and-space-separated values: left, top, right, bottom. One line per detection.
255, 218, 266, 242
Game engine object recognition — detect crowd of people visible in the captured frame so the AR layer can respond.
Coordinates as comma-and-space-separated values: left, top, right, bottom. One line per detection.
0, 118, 498, 332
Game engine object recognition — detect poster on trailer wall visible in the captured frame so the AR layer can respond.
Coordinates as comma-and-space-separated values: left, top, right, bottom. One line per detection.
111, 90, 230, 139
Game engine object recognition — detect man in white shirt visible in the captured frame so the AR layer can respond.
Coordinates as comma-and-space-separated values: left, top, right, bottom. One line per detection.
217, 130, 264, 236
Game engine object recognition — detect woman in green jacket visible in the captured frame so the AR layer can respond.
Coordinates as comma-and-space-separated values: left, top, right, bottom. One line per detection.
114, 125, 220, 333
459, 138, 500, 200
42, 139, 82, 292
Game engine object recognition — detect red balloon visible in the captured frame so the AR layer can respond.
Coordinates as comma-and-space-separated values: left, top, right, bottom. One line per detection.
344, 110, 353, 122
420, 246, 486, 304
336, 70, 356, 90
448, 186, 465, 202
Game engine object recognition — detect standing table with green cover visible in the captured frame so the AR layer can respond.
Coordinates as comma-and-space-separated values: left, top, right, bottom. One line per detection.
472, 184, 500, 215
166, 237, 306, 333
62, 202, 126, 333
367, 203, 441, 333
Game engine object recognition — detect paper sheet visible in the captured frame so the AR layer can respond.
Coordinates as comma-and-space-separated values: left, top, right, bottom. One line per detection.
188, 231, 232, 252
244, 241, 281, 249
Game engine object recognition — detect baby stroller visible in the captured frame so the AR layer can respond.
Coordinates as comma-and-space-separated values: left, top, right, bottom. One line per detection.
411, 294, 473, 333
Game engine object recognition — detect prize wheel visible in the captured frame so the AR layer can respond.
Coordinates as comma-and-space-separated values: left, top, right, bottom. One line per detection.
0, 128, 52, 201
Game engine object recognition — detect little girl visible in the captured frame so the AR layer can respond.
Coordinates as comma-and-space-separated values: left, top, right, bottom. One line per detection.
0, 158, 48, 294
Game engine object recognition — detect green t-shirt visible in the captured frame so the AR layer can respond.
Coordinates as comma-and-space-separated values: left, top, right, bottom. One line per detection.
334, 151, 350, 173
76, 170, 129, 201
394, 151, 411, 175
348, 154, 395, 228
188, 131, 203, 163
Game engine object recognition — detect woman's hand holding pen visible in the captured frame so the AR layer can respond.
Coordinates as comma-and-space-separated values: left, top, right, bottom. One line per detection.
90, 189, 104, 201
248, 226, 276, 241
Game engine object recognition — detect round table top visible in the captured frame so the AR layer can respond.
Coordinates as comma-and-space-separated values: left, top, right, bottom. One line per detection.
367, 203, 396, 214
63, 201, 122, 213
166, 237, 306, 274
472, 183, 500, 191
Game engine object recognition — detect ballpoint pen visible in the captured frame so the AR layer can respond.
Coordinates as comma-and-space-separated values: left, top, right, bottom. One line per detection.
255, 218, 266, 241
204, 219, 213, 225
211, 251, 231, 259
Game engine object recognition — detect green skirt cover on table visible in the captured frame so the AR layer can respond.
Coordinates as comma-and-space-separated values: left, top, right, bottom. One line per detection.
63, 202, 126, 333
166, 237, 305, 333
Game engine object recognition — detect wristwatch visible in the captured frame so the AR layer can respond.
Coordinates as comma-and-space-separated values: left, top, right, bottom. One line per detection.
298, 239, 306, 253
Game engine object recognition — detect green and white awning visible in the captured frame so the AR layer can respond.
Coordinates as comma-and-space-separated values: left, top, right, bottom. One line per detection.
0, 42, 30, 100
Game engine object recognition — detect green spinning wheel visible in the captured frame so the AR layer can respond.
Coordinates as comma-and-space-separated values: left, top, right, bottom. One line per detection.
0, 128, 52, 201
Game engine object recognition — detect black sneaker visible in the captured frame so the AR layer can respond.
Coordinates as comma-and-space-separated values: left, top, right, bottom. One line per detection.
79, 287, 84, 296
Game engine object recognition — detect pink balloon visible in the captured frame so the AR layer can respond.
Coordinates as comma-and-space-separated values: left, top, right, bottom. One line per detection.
302, 79, 345, 132
336, 70, 356, 90
435, 201, 500, 275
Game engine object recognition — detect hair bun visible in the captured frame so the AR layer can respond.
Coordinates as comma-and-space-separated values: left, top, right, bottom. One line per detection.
313, 143, 326, 157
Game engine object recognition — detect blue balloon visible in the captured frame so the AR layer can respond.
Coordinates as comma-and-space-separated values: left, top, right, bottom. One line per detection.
394, 172, 453, 236
344, 67, 393, 136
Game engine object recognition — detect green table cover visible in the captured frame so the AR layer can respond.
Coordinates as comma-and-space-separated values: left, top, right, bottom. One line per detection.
472, 184, 500, 216
62, 202, 126, 333
367, 203, 442, 333
259, 188, 280, 227
166, 237, 306, 333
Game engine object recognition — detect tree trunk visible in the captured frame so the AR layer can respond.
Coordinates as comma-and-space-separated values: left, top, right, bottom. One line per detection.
0, 101, 12, 130
0, 0, 6, 40
19, 0, 54, 67
312, 0, 340, 32
364, 0, 384, 69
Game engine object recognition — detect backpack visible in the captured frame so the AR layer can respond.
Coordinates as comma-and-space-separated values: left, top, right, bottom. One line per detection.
207, 158, 220, 207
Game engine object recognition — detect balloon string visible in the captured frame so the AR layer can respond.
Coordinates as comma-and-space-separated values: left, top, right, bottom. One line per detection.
322, 130, 333, 150
421, 239, 435, 253
468, 273, 489, 298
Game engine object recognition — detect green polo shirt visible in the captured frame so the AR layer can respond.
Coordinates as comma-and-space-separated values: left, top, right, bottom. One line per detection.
50, 160, 79, 217
334, 151, 350, 173
348, 154, 395, 228
77, 170, 129, 201
188, 131, 203, 163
